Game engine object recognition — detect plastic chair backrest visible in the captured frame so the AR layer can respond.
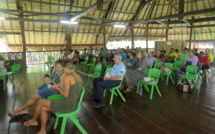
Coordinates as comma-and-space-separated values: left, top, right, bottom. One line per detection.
164, 63, 174, 70
174, 60, 183, 67
95, 64, 102, 73
148, 68, 161, 79
180, 54, 188, 61
186, 65, 198, 74
91, 57, 96, 63
85, 56, 89, 61
0, 69, 3, 77
104, 67, 112, 74
102, 58, 108, 65
154, 61, 162, 68
11, 65, 19, 72
199, 63, 203, 69
73, 87, 85, 115
48, 56, 54, 62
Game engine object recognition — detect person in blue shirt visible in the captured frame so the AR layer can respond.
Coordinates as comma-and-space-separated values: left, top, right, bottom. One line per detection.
118, 48, 127, 61
123, 52, 136, 69
90, 54, 126, 108
146, 52, 157, 68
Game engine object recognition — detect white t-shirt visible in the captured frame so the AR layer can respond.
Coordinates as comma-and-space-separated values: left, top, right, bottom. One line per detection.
67, 53, 74, 59
59, 53, 65, 59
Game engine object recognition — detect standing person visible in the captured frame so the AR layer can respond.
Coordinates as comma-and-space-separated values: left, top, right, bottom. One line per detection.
59, 49, 65, 60
8, 60, 64, 117
23, 61, 83, 134
89, 54, 126, 108
205, 49, 214, 66
124, 52, 148, 93
198, 51, 210, 80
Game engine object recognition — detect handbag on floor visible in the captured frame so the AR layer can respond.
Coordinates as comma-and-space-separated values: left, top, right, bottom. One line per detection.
177, 78, 194, 93
160, 65, 171, 73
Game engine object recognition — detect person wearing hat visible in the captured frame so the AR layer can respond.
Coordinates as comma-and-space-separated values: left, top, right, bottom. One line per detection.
197, 51, 210, 80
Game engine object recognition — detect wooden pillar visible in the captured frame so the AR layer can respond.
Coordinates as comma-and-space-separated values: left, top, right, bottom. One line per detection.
103, 21, 107, 49
146, 23, 149, 52
188, 23, 193, 50
19, 8, 27, 68
166, 19, 170, 41
213, 38, 215, 56
130, 27, 135, 49
95, 34, 98, 48
66, 25, 72, 50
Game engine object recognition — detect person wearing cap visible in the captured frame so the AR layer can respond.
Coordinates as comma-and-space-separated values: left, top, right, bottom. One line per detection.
197, 51, 210, 80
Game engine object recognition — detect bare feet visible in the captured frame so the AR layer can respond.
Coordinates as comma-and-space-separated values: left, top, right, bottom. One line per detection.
24, 119, 38, 127
37, 131, 46, 134
124, 88, 131, 93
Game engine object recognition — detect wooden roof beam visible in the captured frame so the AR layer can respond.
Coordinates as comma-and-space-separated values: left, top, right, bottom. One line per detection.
70, 0, 112, 21
0, 32, 21, 35
178, 0, 184, 20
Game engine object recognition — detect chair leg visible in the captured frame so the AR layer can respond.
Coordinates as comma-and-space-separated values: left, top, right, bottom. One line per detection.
70, 117, 87, 134
116, 89, 126, 102
109, 89, 115, 105
143, 83, 150, 92
54, 117, 59, 129
170, 74, 175, 84
60, 117, 67, 134
15, 74, 23, 83
103, 90, 106, 97
192, 78, 198, 90
166, 75, 169, 85
87, 77, 90, 86
155, 85, 162, 97
136, 81, 140, 94
150, 85, 154, 100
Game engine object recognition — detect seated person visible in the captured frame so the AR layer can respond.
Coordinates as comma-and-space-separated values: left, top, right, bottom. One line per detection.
71, 50, 80, 65
59, 49, 65, 60
23, 61, 82, 134
142, 49, 148, 58
179, 48, 189, 61
198, 51, 210, 80
89, 54, 126, 108
194, 48, 199, 56
154, 50, 164, 62
205, 49, 214, 66
178, 50, 199, 76
146, 52, 157, 68
123, 52, 136, 69
175, 49, 181, 60
118, 48, 127, 61
124, 52, 148, 93
79, 48, 88, 62
165, 48, 177, 63
8, 60, 64, 117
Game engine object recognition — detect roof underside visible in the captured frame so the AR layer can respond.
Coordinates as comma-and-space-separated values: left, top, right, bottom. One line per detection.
0, 0, 215, 50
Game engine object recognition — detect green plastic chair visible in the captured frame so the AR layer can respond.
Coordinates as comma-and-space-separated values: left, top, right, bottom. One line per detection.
104, 67, 112, 75
6, 64, 23, 86
79, 56, 89, 70
137, 68, 162, 100
103, 76, 126, 105
180, 54, 189, 61
44, 56, 54, 69
154, 61, 162, 68
173, 60, 183, 71
136, 68, 149, 92
179, 65, 199, 89
86, 64, 102, 87
102, 58, 111, 72
86, 57, 97, 73
53, 87, 87, 134
47, 94, 65, 100
0, 69, 6, 91
160, 63, 175, 85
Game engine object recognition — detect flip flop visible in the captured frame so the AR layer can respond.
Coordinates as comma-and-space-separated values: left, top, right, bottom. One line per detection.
24, 120, 38, 127
8, 112, 18, 118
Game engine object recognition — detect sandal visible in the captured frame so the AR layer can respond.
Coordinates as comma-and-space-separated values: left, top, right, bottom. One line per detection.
24, 120, 38, 127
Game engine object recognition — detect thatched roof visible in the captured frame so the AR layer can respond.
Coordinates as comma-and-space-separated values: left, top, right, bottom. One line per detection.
0, 0, 215, 50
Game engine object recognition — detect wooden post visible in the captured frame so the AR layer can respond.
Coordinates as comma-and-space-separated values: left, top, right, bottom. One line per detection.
166, 19, 170, 41
103, 21, 107, 49
66, 24, 72, 50
213, 37, 215, 56
19, 7, 27, 68
189, 23, 193, 49
130, 27, 135, 49
146, 23, 149, 52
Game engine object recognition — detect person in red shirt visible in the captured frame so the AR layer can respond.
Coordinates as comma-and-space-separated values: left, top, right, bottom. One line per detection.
198, 51, 210, 80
